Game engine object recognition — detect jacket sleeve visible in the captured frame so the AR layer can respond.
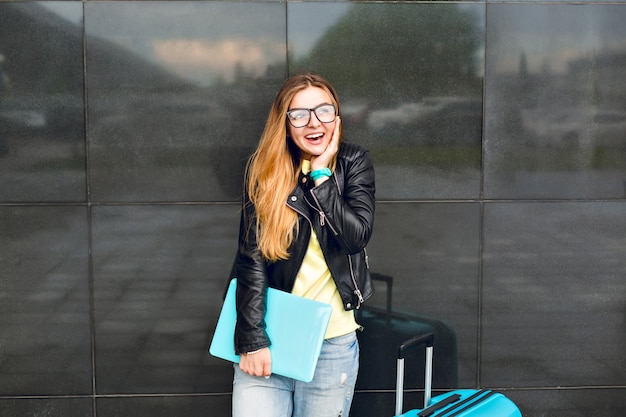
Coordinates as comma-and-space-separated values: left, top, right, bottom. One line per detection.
232, 195, 271, 354
307, 145, 376, 254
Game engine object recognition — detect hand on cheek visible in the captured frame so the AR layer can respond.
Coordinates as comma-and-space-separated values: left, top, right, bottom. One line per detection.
311, 117, 340, 171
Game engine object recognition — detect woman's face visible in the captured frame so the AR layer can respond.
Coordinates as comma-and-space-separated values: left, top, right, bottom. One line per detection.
287, 86, 337, 160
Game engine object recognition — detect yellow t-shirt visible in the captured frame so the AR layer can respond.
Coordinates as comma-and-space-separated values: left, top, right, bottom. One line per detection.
293, 161, 359, 339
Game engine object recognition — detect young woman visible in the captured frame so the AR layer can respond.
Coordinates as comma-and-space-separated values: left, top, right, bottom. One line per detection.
231, 73, 375, 417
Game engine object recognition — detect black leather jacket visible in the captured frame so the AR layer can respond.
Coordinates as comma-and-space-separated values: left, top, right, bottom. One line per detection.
232, 142, 375, 354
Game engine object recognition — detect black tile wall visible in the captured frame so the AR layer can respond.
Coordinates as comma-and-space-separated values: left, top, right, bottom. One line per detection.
1, 1, 624, 417
289, 2, 485, 200
96, 395, 231, 417
484, 4, 626, 199
0, 398, 93, 416
0, 206, 91, 396
366, 202, 481, 388
91, 204, 238, 394
505, 388, 626, 417
0, 2, 85, 202
482, 202, 626, 388
84, 1, 286, 202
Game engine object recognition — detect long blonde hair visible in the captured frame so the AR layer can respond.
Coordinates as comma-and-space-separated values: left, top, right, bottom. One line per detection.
246, 73, 342, 261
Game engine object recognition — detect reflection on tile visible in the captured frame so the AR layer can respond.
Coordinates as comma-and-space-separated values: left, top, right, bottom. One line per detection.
0, 2, 86, 202
85, 2, 286, 202
288, 2, 485, 199
96, 395, 231, 417
507, 388, 626, 417
91, 204, 239, 393
367, 202, 481, 388
0, 398, 92, 417
485, 4, 626, 199
0, 206, 91, 395
482, 202, 626, 387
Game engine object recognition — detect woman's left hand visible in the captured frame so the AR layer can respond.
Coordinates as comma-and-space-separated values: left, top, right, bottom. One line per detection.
239, 347, 271, 378
311, 117, 340, 172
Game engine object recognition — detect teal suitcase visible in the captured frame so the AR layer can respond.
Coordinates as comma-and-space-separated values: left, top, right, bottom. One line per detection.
395, 333, 522, 417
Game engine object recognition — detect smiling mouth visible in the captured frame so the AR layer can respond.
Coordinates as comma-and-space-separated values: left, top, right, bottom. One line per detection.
305, 133, 324, 141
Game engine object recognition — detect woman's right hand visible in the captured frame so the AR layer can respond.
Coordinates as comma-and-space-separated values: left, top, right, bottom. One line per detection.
310, 117, 341, 173
239, 347, 272, 378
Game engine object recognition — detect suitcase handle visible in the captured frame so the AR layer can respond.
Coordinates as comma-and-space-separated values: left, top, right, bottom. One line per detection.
395, 332, 434, 416
397, 332, 434, 359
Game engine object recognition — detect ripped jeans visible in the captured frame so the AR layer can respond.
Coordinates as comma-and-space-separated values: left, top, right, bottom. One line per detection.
232, 331, 359, 417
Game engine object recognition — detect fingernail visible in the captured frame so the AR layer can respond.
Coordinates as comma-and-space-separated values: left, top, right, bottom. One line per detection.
264, 376, 270, 379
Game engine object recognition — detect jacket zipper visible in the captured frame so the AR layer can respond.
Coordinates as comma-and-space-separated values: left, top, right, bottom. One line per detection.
347, 254, 364, 309
287, 195, 365, 310
307, 191, 339, 236
327, 173, 364, 308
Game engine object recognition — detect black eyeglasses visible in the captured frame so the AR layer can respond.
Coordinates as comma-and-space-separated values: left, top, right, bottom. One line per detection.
286, 104, 337, 128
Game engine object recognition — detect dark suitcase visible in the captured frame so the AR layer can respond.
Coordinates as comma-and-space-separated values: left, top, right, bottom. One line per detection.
394, 333, 522, 417
356, 273, 458, 390
352, 273, 458, 415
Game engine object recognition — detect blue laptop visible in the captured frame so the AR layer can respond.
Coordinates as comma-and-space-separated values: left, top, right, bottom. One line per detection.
209, 278, 332, 382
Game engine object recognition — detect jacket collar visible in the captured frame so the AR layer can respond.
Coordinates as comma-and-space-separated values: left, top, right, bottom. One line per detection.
286, 172, 313, 221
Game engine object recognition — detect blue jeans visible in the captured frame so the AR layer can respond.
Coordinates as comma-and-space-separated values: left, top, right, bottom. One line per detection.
232, 331, 359, 417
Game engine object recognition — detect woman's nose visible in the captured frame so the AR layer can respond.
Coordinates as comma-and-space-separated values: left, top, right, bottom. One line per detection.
308, 112, 322, 126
